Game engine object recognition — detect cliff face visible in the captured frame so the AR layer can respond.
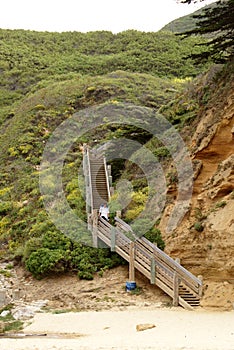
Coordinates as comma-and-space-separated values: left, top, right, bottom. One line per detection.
160, 63, 234, 309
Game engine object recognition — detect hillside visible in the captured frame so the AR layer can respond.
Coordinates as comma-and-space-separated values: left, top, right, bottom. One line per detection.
161, 2, 218, 33
0, 26, 233, 312
0, 28, 209, 124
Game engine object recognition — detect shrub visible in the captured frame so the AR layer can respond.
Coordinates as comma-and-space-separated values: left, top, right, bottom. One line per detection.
153, 146, 170, 160
193, 221, 204, 232
42, 231, 72, 251
22, 237, 43, 262
25, 248, 66, 278
0, 201, 12, 215
215, 201, 226, 209
144, 227, 165, 250
70, 245, 125, 280
25, 235, 125, 280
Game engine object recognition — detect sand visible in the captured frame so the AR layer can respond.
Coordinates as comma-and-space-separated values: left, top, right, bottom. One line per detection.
1, 307, 234, 350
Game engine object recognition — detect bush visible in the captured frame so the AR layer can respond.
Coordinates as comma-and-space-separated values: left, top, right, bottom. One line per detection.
25, 233, 125, 280
25, 248, 66, 278
215, 201, 226, 209
193, 221, 204, 232
0, 201, 12, 215
130, 218, 165, 250
144, 227, 165, 250
42, 231, 72, 251
22, 236, 43, 262
70, 245, 125, 280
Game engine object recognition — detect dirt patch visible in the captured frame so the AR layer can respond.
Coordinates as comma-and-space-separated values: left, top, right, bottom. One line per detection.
14, 265, 171, 312
1, 263, 233, 313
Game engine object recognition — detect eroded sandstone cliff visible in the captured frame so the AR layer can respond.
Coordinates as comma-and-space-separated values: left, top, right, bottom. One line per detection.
161, 63, 234, 309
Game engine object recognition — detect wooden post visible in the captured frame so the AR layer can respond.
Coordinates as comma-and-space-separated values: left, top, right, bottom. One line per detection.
173, 258, 180, 306
116, 210, 122, 218
150, 257, 156, 284
129, 241, 135, 282
111, 227, 116, 252
198, 275, 203, 297
107, 165, 112, 187
92, 209, 98, 248
88, 213, 92, 231
173, 272, 179, 306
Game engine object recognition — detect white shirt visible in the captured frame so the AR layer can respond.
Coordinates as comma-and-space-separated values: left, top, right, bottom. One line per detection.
99, 205, 109, 220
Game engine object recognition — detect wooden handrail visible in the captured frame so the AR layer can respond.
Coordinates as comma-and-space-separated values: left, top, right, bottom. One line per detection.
97, 217, 201, 309
103, 156, 111, 200
140, 237, 202, 289
85, 146, 94, 212
113, 217, 202, 298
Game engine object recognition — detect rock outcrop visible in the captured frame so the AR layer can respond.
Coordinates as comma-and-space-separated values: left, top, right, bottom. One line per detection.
160, 66, 234, 309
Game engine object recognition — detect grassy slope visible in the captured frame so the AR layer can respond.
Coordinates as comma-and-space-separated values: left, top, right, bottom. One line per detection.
0, 26, 215, 278
0, 69, 187, 273
160, 2, 218, 33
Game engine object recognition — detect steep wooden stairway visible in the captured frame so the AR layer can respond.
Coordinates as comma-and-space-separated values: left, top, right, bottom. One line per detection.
83, 146, 203, 310
89, 153, 109, 209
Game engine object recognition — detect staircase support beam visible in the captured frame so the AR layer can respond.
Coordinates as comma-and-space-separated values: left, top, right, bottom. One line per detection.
111, 227, 116, 252
92, 209, 98, 248
150, 257, 156, 284
198, 275, 203, 297
129, 241, 135, 282
173, 272, 180, 307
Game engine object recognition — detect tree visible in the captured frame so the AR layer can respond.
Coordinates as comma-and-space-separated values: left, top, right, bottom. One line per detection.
180, 0, 205, 3
178, 0, 234, 63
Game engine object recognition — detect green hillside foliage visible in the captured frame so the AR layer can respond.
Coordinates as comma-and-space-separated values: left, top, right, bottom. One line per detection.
161, 2, 217, 33
0, 29, 209, 102
0, 70, 184, 273
0, 27, 216, 279
179, 0, 234, 63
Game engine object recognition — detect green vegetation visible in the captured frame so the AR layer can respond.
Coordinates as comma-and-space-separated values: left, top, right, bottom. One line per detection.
193, 221, 204, 232
25, 231, 124, 280
215, 201, 227, 209
0, 304, 23, 333
0, 29, 209, 100
179, 0, 234, 63
144, 227, 165, 250
130, 286, 143, 295
161, 2, 217, 34
0, 23, 230, 280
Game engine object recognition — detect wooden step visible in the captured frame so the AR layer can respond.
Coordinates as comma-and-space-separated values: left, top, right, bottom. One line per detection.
179, 286, 200, 307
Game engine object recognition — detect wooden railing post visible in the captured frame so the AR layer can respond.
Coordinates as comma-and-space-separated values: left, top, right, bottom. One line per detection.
107, 164, 112, 187
173, 272, 179, 306
198, 275, 203, 297
150, 257, 156, 284
173, 258, 180, 306
116, 210, 122, 218
92, 209, 98, 248
111, 227, 116, 252
129, 241, 135, 282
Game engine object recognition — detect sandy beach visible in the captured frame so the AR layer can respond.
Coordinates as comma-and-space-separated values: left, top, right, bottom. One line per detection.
1, 307, 234, 350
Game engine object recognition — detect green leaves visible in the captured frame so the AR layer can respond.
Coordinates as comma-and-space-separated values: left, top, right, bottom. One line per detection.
25, 248, 66, 278
0, 26, 216, 279
0, 28, 210, 103
24, 231, 124, 280
178, 0, 234, 63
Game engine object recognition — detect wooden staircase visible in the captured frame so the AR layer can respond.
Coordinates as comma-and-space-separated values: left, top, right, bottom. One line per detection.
179, 285, 201, 307
89, 155, 109, 209
83, 146, 203, 310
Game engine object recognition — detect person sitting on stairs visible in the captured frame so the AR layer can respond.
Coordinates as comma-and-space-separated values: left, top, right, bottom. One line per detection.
99, 203, 109, 221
